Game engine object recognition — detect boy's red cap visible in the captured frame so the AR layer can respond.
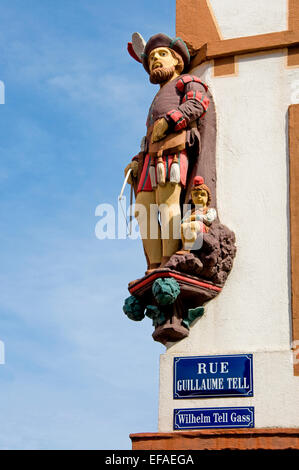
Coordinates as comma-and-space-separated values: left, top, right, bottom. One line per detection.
192, 176, 205, 187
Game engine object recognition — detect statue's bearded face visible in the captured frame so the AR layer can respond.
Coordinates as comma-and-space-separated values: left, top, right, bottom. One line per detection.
148, 47, 179, 84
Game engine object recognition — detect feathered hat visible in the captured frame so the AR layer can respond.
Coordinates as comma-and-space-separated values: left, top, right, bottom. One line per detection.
127, 32, 190, 74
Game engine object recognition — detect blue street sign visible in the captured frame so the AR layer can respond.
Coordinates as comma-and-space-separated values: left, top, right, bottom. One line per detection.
174, 407, 255, 430
173, 354, 253, 399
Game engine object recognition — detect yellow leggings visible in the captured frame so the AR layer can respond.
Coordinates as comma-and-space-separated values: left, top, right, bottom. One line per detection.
135, 183, 182, 267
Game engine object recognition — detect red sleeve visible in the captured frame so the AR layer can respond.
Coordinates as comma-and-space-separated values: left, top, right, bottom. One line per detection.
166, 109, 187, 131
166, 75, 210, 131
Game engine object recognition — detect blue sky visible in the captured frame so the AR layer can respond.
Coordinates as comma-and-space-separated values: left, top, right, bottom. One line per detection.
0, 0, 176, 449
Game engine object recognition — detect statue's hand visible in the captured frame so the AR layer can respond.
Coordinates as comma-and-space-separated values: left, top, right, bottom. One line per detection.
152, 118, 169, 143
124, 160, 139, 185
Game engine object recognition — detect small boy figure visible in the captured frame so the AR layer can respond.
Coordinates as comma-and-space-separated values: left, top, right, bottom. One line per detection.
180, 176, 217, 251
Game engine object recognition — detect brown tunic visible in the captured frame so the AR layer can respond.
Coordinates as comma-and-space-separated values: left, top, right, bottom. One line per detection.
134, 74, 217, 208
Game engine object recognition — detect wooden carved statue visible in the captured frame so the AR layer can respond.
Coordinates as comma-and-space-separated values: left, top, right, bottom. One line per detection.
122, 33, 236, 344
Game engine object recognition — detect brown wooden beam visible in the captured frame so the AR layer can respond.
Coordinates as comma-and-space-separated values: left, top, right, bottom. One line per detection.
289, 105, 299, 376
288, 45, 299, 67
289, 0, 299, 32
176, 0, 220, 52
288, 0, 299, 66
191, 30, 299, 68
176, 0, 237, 77
176, 0, 299, 71
214, 57, 236, 77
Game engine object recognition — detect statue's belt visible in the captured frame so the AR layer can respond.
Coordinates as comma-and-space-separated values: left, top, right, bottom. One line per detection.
148, 130, 186, 158
147, 121, 196, 158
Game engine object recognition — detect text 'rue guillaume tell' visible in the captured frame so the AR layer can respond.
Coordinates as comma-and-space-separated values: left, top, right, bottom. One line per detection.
176, 361, 250, 391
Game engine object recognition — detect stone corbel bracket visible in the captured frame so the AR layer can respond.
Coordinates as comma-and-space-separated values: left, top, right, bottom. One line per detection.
124, 269, 222, 345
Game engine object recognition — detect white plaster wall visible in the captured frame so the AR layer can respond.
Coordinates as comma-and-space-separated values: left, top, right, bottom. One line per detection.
209, 0, 288, 39
158, 50, 299, 431
169, 51, 291, 355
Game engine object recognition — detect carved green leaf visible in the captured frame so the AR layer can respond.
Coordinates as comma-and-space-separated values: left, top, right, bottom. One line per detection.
152, 278, 180, 306
182, 306, 205, 329
145, 305, 166, 327
123, 296, 145, 321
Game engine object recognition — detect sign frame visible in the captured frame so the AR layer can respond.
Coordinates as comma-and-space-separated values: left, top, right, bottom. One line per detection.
173, 354, 254, 399
173, 406, 255, 431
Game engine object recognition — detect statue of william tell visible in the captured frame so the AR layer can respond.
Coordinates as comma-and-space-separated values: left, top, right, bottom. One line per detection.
125, 33, 210, 274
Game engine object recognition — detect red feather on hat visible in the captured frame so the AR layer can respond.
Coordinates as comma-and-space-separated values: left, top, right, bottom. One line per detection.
127, 42, 142, 63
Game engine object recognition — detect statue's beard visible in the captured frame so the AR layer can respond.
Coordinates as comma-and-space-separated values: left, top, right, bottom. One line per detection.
149, 65, 176, 84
